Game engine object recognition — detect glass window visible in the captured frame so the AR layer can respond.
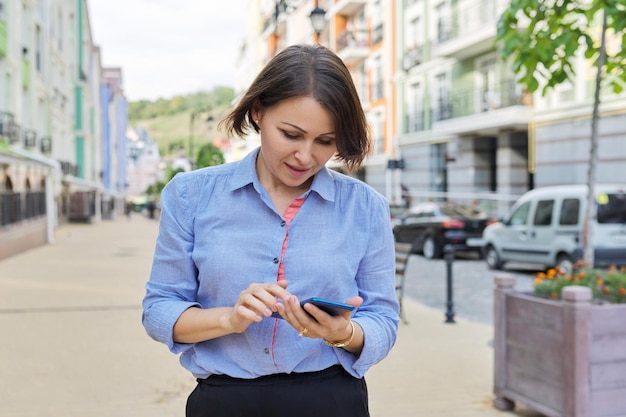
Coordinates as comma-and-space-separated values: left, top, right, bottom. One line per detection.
508, 201, 530, 226
597, 193, 626, 224
559, 198, 580, 225
533, 200, 554, 226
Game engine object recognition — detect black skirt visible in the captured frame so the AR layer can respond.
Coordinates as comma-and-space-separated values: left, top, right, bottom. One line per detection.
186, 365, 370, 417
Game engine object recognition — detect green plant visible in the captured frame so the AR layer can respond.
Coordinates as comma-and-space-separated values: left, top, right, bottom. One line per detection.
533, 263, 626, 304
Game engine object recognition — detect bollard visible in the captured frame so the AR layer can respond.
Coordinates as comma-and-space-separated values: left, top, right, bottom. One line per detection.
444, 244, 456, 323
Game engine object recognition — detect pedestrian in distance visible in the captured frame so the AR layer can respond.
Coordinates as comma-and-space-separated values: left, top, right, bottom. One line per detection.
142, 43, 399, 417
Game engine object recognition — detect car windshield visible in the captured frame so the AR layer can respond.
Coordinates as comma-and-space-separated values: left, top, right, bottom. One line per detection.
597, 193, 626, 224
439, 204, 485, 218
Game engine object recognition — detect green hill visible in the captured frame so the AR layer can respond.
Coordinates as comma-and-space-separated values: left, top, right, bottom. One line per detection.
128, 87, 236, 157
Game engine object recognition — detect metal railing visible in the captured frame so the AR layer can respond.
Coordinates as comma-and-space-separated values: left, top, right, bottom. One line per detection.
0, 191, 46, 227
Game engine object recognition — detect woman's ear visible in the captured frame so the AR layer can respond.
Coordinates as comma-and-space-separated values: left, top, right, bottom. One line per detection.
251, 102, 262, 124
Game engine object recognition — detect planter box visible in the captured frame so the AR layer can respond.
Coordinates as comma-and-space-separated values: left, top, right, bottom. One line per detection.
493, 275, 626, 417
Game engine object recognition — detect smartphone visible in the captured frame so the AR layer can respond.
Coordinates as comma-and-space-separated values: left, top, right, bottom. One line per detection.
271, 297, 355, 318
301, 297, 355, 316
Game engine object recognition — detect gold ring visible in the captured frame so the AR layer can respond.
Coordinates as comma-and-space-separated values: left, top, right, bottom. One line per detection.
298, 327, 308, 337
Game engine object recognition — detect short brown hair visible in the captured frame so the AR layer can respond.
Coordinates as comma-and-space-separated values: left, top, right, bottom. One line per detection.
221, 44, 370, 171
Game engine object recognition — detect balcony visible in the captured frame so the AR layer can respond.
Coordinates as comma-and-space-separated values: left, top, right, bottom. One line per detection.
433, 79, 531, 136
433, 0, 504, 59
331, 0, 367, 16
23, 129, 37, 148
402, 45, 424, 72
336, 30, 369, 66
0, 111, 14, 138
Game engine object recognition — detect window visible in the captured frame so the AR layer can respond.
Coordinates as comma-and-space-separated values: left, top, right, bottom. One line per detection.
559, 198, 580, 225
597, 193, 626, 224
508, 201, 530, 226
371, 56, 383, 101
533, 200, 554, 226
408, 82, 424, 132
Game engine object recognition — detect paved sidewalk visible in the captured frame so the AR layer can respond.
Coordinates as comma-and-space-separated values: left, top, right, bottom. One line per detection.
0, 216, 540, 417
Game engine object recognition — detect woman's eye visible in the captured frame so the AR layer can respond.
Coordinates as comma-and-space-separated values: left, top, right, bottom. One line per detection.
318, 138, 334, 146
282, 130, 299, 140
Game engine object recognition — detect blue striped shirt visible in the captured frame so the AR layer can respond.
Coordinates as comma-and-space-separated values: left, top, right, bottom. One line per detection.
142, 148, 399, 379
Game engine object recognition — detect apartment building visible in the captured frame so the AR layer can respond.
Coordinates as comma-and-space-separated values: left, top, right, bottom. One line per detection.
241, 0, 626, 218
395, 0, 530, 215
0, 0, 129, 260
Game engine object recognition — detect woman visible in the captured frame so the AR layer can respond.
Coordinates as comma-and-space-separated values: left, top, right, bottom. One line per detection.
142, 44, 399, 417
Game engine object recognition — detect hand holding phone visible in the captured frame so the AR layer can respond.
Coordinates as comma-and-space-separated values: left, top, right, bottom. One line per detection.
300, 297, 355, 316
271, 297, 354, 319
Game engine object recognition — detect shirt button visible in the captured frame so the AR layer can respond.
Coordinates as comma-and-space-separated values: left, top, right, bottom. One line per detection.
264, 348, 270, 354
273, 258, 279, 264
280, 221, 286, 227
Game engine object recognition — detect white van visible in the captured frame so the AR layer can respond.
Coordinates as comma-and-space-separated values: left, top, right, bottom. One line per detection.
482, 184, 626, 271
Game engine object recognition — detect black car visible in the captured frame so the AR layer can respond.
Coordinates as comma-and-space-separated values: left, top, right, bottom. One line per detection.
392, 201, 495, 259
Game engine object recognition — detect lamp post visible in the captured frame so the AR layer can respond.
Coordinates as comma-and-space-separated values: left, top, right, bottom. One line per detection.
309, 5, 326, 43
273, 1, 326, 44
188, 109, 214, 168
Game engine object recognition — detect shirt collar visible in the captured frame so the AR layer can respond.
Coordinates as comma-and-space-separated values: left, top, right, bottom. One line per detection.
229, 147, 336, 203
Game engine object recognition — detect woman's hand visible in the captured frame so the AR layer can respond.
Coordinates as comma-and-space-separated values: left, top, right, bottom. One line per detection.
173, 280, 291, 343
276, 295, 364, 352
229, 280, 291, 332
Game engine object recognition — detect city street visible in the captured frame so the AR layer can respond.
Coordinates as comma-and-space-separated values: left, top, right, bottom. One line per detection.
0, 215, 544, 417
402, 251, 542, 326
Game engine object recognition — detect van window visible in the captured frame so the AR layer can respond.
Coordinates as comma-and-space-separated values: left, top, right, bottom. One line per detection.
597, 193, 626, 224
533, 200, 554, 226
559, 198, 580, 225
508, 201, 531, 226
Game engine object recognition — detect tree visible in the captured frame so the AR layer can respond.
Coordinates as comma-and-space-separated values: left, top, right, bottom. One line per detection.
195, 143, 225, 169
497, 0, 626, 267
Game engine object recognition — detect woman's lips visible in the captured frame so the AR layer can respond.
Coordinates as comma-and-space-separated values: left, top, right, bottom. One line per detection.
286, 163, 310, 177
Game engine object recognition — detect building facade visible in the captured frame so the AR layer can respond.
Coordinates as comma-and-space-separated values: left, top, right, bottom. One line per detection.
0, 0, 129, 260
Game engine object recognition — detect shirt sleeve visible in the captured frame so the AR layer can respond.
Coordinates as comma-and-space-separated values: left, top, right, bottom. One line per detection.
142, 173, 201, 354
335, 192, 400, 377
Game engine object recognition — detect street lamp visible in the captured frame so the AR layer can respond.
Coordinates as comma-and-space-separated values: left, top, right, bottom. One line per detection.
189, 109, 214, 168
273, 1, 326, 43
309, 6, 326, 42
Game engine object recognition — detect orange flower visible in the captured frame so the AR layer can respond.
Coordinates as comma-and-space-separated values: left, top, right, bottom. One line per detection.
577, 271, 587, 279
537, 272, 546, 279
551, 292, 558, 299
575, 260, 584, 268
534, 278, 543, 285
619, 287, 626, 295
602, 287, 610, 295
596, 278, 604, 286
547, 269, 557, 279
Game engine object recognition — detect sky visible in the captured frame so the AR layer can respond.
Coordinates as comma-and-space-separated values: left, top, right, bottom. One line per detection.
89, 0, 249, 102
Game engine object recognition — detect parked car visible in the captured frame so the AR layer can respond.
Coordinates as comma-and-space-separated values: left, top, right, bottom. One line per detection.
389, 204, 408, 228
392, 201, 495, 259
482, 184, 626, 272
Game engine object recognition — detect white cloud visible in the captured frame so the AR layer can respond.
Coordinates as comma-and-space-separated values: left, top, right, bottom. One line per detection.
89, 0, 249, 102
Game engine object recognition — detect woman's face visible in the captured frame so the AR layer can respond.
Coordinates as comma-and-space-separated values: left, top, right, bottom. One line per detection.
254, 96, 337, 192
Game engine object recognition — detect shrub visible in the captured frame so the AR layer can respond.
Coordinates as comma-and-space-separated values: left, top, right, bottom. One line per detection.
533, 262, 626, 304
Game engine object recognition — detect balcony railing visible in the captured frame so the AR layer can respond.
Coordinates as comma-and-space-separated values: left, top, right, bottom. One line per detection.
402, 45, 424, 71
337, 29, 369, 50
435, 79, 524, 121
403, 80, 526, 133
436, 0, 500, 45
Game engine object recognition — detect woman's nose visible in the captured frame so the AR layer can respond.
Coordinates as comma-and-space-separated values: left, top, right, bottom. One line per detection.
294, 142, 314, 163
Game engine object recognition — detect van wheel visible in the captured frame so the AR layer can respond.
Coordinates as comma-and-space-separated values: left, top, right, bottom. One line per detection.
556, 253, 573, 275
485, 245, 503, 270
422, 236, 441, 259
